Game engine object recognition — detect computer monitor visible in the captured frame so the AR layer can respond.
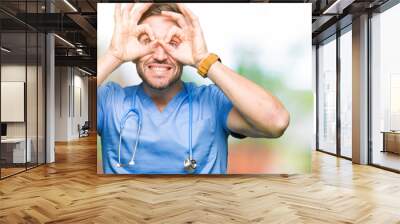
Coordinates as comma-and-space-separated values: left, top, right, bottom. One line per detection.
1, 123, 7, 137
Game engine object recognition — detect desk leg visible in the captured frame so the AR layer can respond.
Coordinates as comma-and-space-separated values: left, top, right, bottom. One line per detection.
382, 133, 386, 153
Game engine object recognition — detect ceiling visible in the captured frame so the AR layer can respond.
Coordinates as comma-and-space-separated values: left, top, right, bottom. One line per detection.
0, 0, 97, 74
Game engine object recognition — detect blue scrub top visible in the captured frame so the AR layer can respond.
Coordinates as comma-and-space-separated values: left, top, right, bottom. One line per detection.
97, 81, 237, 174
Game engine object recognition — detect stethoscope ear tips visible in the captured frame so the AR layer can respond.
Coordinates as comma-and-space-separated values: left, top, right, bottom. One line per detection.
184, 158, 197, 173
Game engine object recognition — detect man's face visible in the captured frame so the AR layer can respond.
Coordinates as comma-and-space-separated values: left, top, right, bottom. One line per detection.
136, 15, 182, 90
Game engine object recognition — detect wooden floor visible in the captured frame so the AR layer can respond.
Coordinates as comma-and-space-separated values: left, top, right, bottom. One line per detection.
1, 167, 26, 178
373, 151, 400, 171
1, 135, 400, 223
1, 163, 45, 178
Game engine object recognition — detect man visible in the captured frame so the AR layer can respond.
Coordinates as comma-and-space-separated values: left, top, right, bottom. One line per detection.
97, 3, 290, 174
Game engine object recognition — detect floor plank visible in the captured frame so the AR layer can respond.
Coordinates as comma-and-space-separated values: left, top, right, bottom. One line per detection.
0, 135, 399, 223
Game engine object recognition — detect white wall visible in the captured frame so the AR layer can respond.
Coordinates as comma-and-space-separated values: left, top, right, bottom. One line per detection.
54, 67, 89, 141
71, 73, 89, 139
55, 66, 69, 141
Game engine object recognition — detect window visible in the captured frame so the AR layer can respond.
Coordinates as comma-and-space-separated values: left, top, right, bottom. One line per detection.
339, 28, 352, 158
371, 2, 400, 171
318, 36, 337, 154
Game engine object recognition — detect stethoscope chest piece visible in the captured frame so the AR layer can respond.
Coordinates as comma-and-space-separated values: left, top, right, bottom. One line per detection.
184, 158, 197, 173
115, 160, 135, 168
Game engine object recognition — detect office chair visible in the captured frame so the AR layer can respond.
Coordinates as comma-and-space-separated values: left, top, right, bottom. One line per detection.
78, 121, 90, 138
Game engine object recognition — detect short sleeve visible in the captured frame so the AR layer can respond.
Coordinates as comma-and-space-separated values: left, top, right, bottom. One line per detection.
208, 85, 246, 139
97, 82, 122, 136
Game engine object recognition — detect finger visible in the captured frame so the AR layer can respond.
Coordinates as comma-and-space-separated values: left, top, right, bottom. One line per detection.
177, 4, 199, 26
164, 26, 184, 43
122, 3, 134, 22
131, 3, 153, 24
161, 11, 188, 29
136, 24, 155, 41
176, 3, 190, 18
114, 3, 122, 23
159, 40, 176, 55
124, 3, 134, 13
144, 40, 158, 52
138, 40, 158, 58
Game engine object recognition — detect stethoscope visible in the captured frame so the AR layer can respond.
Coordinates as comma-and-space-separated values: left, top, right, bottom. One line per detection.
115, 83, 197, 173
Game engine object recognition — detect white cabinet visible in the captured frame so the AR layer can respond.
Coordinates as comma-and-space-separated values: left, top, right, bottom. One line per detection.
1, 138, 32, 163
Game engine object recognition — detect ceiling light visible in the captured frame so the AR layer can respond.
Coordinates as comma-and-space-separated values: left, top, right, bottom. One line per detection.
323, 0, 355, 15
54, 34, 75, 48
63, 0, 78, 12
78, 67, 93, 76
1, 47, 11, 53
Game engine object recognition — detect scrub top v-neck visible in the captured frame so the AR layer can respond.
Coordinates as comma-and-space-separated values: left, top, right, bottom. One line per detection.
98, 81, 237, 174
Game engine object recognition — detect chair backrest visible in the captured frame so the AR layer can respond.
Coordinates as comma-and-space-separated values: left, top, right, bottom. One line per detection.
82, 121, 90, 129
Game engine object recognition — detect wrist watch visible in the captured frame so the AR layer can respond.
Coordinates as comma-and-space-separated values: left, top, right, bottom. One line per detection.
197, 53, 221, 78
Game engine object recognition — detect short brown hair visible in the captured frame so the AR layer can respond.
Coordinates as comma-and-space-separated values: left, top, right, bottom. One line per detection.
139, 3, 181, 24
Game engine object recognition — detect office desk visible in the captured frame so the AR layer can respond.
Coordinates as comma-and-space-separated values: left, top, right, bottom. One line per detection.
1, 138, 31, 163
382, 131, 400, 154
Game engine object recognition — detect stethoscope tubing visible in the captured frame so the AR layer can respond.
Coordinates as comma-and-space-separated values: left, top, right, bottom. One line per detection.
116, 83, 193, 169
188, 86, 193, 160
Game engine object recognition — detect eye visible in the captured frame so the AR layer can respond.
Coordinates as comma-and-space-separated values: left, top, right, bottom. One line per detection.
168, 40, 179, 48
139, 35, 151, 45
142, 38, 151, 45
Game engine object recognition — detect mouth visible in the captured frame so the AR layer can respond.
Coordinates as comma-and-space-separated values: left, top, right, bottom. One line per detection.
146, 63, 173, 74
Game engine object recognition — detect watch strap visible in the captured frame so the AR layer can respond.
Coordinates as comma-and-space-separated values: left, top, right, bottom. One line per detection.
197, 53, 220, 78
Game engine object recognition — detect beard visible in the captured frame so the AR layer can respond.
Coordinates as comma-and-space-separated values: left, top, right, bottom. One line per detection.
136, 61, 183, 91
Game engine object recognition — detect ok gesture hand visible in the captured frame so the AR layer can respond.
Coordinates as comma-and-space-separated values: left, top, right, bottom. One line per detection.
159, 4, 209, 68
108, 3, 157, 63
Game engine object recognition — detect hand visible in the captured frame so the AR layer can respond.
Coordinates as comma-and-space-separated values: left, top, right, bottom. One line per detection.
159, 4, 208, 68
108, 3, 157, 63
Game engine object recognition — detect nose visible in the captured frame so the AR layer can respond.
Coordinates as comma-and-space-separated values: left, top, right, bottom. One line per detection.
152, 44, 168, 62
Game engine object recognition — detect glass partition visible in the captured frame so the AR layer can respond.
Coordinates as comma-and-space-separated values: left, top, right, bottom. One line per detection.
0, 0, 46, 179
1, 30, 28, 177
339, 28, 352, 158
317, 36, 337, 154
